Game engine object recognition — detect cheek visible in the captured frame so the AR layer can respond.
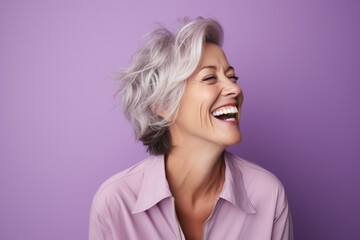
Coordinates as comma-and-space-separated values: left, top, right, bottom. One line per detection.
197, 96, 217, 128
199, 103, 208, 127
180, 85, 219, 126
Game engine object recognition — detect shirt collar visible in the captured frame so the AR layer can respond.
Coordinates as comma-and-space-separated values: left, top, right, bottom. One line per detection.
220, 151, 256, 214
132, 155, 172, 214
132, 152, 256, 214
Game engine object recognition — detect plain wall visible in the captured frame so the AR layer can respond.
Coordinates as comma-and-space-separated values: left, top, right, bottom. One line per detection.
1, 0, 359, 239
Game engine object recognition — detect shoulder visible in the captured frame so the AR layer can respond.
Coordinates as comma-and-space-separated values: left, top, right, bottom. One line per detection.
227, 152, 282, 185
226, 152, 287, 203
91, 155, 155, 212
225, 153, 293, 235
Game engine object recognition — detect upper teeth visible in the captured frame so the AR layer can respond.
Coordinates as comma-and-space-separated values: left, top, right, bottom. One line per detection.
212, 106, 238, 117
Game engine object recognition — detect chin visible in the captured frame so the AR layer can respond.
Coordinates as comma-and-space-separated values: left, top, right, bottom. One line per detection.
233, 135, 243, 145
224, 133, 242, 147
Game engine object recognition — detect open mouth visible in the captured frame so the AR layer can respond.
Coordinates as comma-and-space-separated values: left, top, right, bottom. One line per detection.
211, 106, 238, 122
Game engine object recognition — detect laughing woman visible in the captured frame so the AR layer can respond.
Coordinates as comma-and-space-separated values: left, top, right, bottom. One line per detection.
89, 17, 293, 240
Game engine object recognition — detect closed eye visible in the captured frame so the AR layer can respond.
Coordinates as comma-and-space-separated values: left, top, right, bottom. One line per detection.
203, 76, 217, 82
228, 76, 239, 82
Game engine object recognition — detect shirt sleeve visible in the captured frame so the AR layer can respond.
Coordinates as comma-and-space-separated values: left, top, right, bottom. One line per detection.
89, 203, 114, 240
271, 186, 294, 240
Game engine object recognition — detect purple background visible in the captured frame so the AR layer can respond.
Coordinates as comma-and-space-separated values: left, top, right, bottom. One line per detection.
1, 0, 359, 239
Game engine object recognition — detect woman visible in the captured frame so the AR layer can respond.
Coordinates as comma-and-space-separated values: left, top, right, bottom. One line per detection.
90, 17, 293, 240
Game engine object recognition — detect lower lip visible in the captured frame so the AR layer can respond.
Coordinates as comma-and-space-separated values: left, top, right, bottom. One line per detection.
212, 116, 239, 125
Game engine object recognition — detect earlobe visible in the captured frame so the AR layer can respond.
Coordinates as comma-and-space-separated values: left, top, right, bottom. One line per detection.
157, 110, 167, 119
151, 103, 169, 120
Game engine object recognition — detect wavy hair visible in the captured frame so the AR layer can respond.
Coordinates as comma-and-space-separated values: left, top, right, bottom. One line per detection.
117, 17, 223, 155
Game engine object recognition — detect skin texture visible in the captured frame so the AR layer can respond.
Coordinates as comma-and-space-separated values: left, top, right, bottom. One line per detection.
166, 43, 243, 240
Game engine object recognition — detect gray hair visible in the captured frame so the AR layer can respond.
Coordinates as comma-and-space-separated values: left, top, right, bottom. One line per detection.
117, 17, 223, 155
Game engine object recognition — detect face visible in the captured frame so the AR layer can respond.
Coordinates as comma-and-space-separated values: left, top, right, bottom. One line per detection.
170, 43, 243, 149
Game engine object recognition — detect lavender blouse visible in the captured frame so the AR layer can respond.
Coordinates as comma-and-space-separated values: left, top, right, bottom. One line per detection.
89, 152, 293, 239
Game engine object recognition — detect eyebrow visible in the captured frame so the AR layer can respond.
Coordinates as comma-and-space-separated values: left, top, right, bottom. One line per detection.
200, 65, 235, 73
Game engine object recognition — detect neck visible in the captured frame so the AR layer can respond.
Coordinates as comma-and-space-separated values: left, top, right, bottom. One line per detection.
165, 143, 225, 203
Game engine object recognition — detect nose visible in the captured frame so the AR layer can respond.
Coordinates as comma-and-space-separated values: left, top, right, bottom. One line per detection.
221, 79, 242, 97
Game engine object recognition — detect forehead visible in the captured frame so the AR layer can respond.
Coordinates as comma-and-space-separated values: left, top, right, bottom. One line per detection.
199, 43, 229, 67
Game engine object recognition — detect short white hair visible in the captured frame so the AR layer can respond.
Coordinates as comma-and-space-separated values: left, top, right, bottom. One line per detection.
117, 17, 223, 155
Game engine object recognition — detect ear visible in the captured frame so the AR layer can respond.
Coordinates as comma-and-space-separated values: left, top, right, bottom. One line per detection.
151, 103, 168, 120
